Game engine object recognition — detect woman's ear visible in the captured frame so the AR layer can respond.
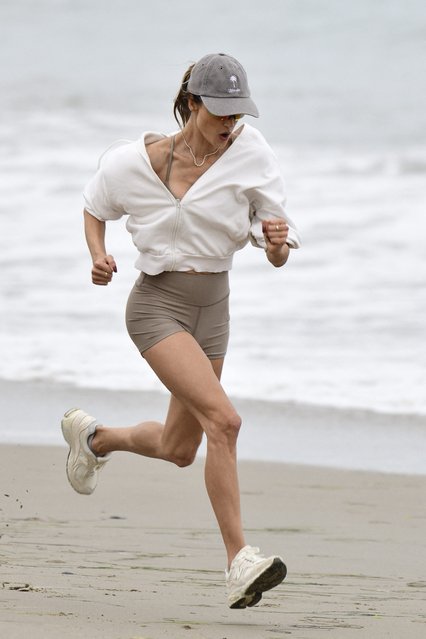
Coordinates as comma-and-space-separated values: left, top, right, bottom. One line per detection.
187, 94, 200, 113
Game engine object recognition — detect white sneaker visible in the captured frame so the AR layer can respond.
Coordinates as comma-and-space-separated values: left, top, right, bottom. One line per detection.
61, 408, 110, 495
226, 545, 287, 609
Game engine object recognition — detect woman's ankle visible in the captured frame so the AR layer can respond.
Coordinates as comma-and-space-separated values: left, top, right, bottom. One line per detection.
89, 427, 108, 456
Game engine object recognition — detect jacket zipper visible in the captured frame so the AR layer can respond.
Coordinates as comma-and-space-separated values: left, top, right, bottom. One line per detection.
170, 198, 181, 270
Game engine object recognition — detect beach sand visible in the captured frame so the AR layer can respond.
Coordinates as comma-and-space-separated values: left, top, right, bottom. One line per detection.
1, 392, 426, 638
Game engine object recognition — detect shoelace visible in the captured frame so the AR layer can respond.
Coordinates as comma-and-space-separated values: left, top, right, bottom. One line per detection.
227, 546, 266, 581
238, 546, 263, 564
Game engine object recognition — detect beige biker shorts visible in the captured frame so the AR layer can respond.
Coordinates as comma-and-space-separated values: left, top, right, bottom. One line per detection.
125, 271, 230, 359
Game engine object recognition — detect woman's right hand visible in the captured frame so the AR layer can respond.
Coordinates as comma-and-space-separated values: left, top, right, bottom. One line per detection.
91, 255, 117, 286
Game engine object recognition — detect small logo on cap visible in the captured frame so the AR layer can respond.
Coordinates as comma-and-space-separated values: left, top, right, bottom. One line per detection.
228, 75, 241, 94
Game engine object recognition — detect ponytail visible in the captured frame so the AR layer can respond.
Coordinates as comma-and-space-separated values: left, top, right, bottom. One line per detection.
173, 63, 202, 127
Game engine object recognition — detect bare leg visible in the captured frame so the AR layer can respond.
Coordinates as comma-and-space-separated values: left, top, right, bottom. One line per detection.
91, 394, 204, 467
92, 332, 245, 566
143, 333, 246, 566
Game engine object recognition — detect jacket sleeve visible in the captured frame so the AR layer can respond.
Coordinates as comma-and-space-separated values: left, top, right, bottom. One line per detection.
247, 146, 301, 250
83, 143, 129, 221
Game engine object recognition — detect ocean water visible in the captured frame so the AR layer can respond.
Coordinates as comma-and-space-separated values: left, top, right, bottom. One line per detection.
1, 1, 426, 468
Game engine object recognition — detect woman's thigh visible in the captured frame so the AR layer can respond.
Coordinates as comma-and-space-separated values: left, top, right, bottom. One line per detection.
144, 331, 235, 429
160, 357, 224, 457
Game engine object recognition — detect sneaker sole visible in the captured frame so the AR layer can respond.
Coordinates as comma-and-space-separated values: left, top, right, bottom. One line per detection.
61, 408, 92, 495
247, 591, 263, 607
230, 591, 262, 610
229, 558, 287, 609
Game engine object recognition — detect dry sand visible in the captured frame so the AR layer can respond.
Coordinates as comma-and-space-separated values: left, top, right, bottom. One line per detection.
1, 441, 426, 638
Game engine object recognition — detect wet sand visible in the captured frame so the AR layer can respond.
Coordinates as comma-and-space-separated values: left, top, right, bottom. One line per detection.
1, 442, 426, 638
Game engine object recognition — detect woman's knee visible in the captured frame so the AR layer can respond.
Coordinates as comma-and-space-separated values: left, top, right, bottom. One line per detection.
163, 434, 203, 468
171, 450, 197, 468
205, 408, 242, 447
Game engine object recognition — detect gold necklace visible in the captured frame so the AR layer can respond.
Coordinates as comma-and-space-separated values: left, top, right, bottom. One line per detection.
181, 132, 222, 167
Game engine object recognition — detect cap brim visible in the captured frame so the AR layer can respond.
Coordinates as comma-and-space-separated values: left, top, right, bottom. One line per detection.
201, 95, 259, 118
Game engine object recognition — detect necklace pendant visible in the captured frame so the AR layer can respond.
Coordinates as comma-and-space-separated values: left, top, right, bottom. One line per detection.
193, 156, 206, 167
181, 131, 222, 168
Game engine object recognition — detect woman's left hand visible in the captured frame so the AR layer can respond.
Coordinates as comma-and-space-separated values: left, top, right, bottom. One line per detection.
262, 219, 290, 267
262, 219, 289, 248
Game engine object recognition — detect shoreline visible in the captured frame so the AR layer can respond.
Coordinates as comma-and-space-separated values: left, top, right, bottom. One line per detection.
1, 378, 425, 475
1, 444, 426, 638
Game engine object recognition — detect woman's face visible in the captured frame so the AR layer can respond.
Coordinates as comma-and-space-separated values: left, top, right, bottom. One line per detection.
189, 100, 240, 148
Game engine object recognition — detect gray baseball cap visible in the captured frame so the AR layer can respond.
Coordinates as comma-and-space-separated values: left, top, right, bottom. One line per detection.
187, 53, 259, 118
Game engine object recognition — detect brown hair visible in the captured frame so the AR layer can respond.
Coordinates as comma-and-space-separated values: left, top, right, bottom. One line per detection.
173, 63, 202, 127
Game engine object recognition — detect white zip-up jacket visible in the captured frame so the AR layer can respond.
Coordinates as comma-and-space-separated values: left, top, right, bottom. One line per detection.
83, 124, 301, 274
